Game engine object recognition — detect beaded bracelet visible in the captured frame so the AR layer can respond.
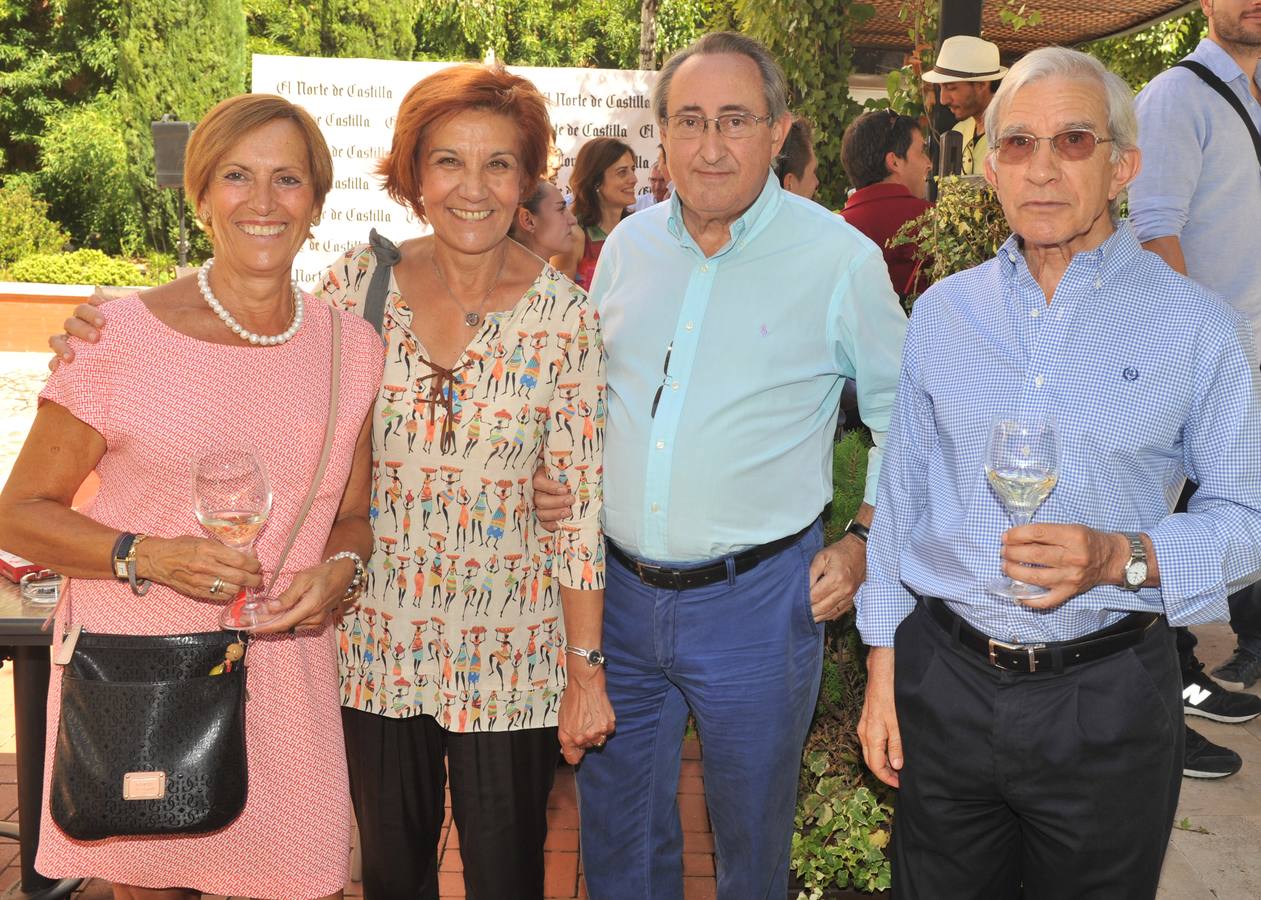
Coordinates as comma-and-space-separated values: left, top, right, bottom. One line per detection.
325, 551, 366, 602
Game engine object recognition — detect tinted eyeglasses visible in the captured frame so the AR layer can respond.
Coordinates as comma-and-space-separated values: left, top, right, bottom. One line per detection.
993, 129, 1114, 164
650, 341, 673, 418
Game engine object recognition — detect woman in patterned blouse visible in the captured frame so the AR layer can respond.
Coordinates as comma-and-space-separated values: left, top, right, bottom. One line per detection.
314, 65, 613, 900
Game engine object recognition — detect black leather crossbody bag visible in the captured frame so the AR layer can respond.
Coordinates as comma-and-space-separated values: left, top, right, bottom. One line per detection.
47, 310, 343, 841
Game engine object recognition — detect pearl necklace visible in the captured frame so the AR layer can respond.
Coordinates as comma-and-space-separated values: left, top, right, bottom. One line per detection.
197, 258, 304, 346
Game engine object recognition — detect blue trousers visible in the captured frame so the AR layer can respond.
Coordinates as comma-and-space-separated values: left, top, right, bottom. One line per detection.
577, 522, 826, 899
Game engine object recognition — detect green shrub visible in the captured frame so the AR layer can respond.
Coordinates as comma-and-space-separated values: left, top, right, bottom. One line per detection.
793, 756, 893, 897
891, 176, 1011, 307
10, 249, 151, 286
36, 96, 145, 255
0, 180, 69, 267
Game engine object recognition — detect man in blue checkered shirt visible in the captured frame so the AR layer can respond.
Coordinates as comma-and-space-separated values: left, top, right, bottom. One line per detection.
855, 47, 1261, 898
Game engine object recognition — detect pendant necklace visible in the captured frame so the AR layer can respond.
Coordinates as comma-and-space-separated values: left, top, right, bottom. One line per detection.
431, 245, 508, 328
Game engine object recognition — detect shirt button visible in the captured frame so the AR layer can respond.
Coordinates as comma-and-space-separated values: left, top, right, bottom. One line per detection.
651, 503, 660, 513
1030, 308, 1040, 318
685, 321, 695, 331
656, 440, 665, 449
1094, 277, 1102, 289
700, 264, 709, 273
672, 381, 680, 391
1034, 375, 1045, 387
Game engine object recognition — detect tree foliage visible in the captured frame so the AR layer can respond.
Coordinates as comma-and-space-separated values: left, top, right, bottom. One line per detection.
244, 0, 421, 60
1085, 10, 1207, 91
36, 95, 142, 253
0, 0, 121, 172
410, 0, 732, 69
115, 0, 248, 252
0, 179, 68, 268
736, 0, 875, 208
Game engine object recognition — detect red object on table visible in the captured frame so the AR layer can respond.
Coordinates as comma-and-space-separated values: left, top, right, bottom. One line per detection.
0, 550, 42, 583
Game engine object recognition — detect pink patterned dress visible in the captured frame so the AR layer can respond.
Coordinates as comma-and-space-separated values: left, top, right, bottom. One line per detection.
35, 295, 383, 898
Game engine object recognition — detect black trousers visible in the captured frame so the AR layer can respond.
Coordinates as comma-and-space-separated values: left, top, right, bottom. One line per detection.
342, 707, 559, 900
1172, 480, 1261, 673
891, 602, 1182, 900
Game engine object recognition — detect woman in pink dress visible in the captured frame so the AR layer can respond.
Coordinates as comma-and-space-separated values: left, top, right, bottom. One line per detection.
0, 94, 382, 899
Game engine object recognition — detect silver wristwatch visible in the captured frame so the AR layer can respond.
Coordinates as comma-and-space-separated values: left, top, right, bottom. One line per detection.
566, 645, 607, 667
1121, 532, 1148, 592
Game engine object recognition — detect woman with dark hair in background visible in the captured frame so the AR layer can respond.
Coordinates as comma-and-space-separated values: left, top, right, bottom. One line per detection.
555, 137, 637, 288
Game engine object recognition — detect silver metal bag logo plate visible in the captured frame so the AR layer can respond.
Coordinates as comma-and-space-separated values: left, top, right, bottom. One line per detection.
122, 771, 166, 800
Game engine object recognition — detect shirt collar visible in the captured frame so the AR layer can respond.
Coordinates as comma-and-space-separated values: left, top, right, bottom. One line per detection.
666, 170, 784, 256
843, 182, 918, 208
997, 220, 1142, 287
1193, 37, 1261, 87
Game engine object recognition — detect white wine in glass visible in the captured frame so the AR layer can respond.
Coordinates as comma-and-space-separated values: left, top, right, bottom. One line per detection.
985, 415, 1059, 601
192, 446, 278, 630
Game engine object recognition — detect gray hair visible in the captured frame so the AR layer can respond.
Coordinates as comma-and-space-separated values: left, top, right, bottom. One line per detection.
984, 46, 1137, 217
652, 31, 790, 125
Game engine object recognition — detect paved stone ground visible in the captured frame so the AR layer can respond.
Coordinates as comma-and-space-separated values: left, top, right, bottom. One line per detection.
2, 348, 1259, 898
0, 352, 46, 491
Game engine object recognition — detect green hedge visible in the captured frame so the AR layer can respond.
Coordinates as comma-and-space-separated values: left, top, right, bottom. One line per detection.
0, 180, 68, 267
10, 249, 154, 286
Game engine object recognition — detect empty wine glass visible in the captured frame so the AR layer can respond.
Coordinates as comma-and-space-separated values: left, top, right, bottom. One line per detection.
985, 415, 1060, 601
192, 445, 277, 630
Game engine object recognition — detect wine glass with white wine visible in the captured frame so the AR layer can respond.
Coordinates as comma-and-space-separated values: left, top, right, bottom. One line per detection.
985, 415, 1060, 601
192, 445, 278, 630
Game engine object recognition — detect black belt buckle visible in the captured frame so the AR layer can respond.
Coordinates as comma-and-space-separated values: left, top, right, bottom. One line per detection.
633, 559, 676, 588
987, 637, 1044, 673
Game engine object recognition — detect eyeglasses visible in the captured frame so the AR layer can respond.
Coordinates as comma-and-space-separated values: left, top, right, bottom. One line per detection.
664, 113, 773, 140
993, 129, 1115, 164
650, 341, 673, 418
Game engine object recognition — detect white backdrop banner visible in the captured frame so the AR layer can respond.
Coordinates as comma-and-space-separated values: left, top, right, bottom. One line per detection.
251, 54, 659, 286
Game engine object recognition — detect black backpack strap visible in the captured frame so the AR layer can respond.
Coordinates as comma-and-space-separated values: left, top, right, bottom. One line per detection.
363, 228, 402, 338
1175, 59, 1261, 168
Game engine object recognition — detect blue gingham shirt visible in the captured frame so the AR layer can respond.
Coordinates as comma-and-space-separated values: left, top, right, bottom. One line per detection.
1130, 39, 1261, 338
593, 172, 907, 561
856, 224, 1261, 647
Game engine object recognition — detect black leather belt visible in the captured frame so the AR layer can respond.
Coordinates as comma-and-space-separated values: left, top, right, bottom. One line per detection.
921, 594, 1160, 674
608, 521, 815, 591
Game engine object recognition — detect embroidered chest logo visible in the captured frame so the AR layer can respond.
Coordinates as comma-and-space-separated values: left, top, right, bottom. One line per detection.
759, 324, 769, 337
1122, 367, 1139, 382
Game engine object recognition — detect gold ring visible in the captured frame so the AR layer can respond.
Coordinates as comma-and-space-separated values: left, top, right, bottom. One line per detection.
210, 577, 224, 595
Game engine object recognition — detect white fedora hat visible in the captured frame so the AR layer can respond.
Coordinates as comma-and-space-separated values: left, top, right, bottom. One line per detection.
923, 35, 1008, 83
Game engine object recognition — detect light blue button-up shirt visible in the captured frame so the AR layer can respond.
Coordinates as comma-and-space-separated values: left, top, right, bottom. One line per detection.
591, 172, 907, 562
1130, 39, 1261, 335
857, 224, 1261, 647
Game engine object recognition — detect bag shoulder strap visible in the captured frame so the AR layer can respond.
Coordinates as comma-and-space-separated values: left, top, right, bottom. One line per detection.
363, 228, 402, 338
1175, 59, 1261, 168
265, 309, 342, 592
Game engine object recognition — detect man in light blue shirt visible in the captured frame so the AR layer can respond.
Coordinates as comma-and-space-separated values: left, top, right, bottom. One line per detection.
856, 47, 1261, 897
1129, 0, 1261, 773
536, 31, 906, 900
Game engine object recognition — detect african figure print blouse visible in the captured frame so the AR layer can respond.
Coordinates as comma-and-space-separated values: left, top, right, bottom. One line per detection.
315, 242, 606, 732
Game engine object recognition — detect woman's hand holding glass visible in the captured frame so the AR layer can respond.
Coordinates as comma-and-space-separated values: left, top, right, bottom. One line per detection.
248, 557, 359, 634
132, 535, 263, 601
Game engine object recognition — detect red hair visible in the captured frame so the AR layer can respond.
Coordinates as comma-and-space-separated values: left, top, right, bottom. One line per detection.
377, 64, 551, 222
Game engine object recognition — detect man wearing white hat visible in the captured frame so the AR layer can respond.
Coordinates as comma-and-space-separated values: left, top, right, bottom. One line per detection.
923, 35, 1008, 175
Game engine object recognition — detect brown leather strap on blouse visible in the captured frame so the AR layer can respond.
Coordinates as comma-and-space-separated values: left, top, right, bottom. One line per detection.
415, 354, 471, 455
